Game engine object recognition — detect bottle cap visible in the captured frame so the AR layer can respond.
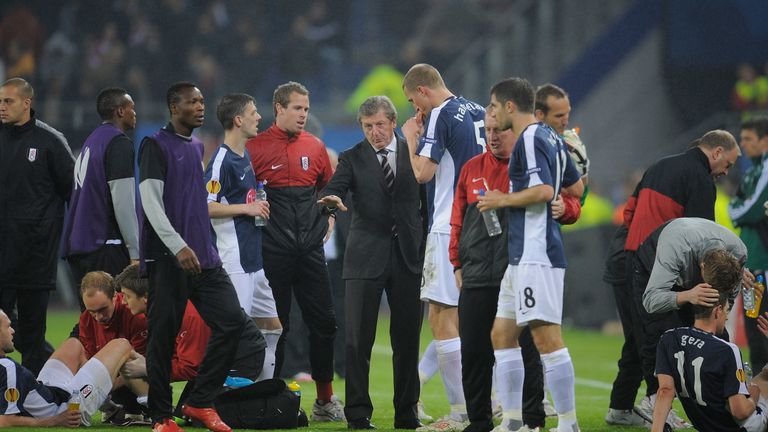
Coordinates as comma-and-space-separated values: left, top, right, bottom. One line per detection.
758, 274, 765, 284
478, 188, 485, 196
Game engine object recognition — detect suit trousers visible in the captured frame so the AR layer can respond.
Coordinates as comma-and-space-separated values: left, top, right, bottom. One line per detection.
344, 237, 422, 422
146, 260, 247, 422
264, 246, 337, 383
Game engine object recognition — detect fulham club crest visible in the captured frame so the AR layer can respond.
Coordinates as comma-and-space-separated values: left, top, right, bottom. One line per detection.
27, 148, 37, 162
301, 156, 309, 171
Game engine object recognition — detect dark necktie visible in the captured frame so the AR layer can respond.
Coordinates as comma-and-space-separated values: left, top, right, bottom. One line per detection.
377, 148, 397, 236
378, 149, 395, 195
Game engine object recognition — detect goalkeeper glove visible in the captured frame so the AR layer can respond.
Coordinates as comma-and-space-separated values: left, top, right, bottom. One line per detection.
563, 128, 589, 176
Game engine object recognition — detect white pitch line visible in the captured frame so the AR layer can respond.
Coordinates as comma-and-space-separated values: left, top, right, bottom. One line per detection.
574, 377, 613, 390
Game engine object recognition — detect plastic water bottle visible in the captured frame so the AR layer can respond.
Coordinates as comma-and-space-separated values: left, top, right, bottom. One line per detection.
254, 182, 268, 227
747, 274, 766, 318
478, 189, 502, 237
744, 284, 755, 313
68, 388, 80, 412
744, 362, 754, 382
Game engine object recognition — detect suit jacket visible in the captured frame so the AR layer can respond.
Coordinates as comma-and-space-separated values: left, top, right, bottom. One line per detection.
322, 135, 424, 279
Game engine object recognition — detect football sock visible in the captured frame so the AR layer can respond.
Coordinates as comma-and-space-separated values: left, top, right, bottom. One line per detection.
436, 337, 466, 419
419, 340, 439, 386
494, 348, 524, 431
257, 329, 282, 381
542, 348, 578, 430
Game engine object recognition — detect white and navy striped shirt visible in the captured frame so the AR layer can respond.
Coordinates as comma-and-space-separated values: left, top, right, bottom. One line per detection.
0, 357, 68, 419
507, 123, 580, 268
203, 144, 264, 274
417, 96, 485, 234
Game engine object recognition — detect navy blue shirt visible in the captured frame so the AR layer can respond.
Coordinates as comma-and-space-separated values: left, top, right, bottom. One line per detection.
0, 357, 69, 418
507, 123, 580, 268
204, 144, 263, 273
416, 96, 485, 234
656, 326, 750, 432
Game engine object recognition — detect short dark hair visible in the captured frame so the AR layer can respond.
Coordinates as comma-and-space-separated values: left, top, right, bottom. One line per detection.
402, 63, 446, 92
217, 93, 256, 130
166, 81, 197, 113
113, 263, 148, 298
490, 77, 535, 114
741, 116, 768, 139
273, 81, 308, 116
80, 271, 115, 299
534, 84, 567, 115
698, 130, 738, 151
96, 87, 129, 120
692, 288, 729, 319
357, 95, 397, 124
1, 77, 34, 99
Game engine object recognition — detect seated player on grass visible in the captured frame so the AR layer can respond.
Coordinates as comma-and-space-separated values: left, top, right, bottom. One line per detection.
653, 253, 768, 432
0, 309, 147, 427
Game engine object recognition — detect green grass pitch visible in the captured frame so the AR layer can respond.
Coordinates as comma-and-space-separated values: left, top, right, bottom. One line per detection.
4, 310, 699, 431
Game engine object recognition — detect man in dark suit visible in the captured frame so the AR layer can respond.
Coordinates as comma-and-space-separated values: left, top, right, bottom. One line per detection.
319, 95, 424, 430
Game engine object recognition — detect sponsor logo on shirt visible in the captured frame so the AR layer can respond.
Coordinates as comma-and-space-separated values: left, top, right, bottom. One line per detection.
271, 164, 283, 170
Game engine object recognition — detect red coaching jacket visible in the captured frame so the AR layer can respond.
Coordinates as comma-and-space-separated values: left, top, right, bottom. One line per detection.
246, 124, 333, 254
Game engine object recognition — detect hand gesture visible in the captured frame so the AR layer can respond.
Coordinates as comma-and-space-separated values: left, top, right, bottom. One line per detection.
317, 195, 348, 212
176, 246, 201, 274
551, 194, 565, 219
683, 283, 720, 306
476, 189, 507, 212
401, 116, 424, 143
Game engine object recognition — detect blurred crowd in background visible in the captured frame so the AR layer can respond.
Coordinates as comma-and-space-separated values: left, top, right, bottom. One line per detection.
2, 0, 767, 238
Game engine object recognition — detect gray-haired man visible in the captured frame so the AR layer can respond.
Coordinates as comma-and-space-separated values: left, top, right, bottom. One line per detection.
319, 96, 426, 429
